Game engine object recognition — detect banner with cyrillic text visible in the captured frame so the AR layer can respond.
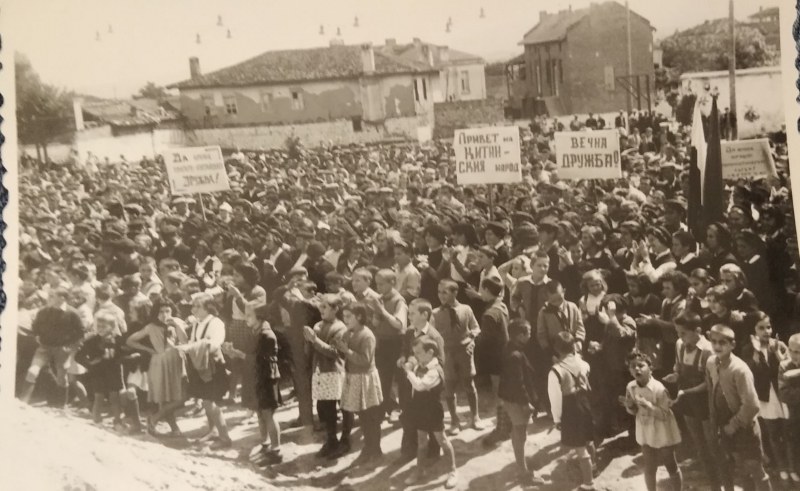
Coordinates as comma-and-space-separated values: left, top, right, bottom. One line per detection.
554, 130, 622, 180
721, 139, 777, 180
164, 146, 231, 195
454, 126, 522, 185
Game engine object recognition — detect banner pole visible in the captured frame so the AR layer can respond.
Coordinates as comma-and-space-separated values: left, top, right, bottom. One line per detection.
488, 184, 494, 221
198, 194, 207, 221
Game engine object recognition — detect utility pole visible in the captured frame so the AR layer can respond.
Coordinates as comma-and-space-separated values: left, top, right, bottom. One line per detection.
626, 0, 633, 119
728, 0, 737, 139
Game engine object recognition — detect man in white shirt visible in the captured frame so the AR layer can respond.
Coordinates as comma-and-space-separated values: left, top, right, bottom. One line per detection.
394, 239, 421, 303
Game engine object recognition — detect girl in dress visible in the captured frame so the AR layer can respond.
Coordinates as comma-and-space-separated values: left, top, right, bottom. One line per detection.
742, 312, 792, 482
126, 298, 188, 437
335, 303, 384, 466
402, 337, 458, 489
304, 294, 349, 459
624, 350, 682, 491
250, 303, 282, 465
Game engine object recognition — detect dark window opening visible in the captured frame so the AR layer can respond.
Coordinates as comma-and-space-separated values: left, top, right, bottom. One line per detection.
352, 117, 363, 132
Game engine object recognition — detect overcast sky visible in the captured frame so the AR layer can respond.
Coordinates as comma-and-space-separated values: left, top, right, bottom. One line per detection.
6, 0, 776, 99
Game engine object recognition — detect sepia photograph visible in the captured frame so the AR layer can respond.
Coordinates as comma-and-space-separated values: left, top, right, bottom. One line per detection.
1, 1, 799, 490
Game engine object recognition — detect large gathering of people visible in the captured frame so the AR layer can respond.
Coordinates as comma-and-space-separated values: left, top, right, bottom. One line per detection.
15, 110, 800, 490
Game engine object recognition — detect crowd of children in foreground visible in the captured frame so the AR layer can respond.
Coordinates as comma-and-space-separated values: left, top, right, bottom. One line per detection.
16, 121, 800, 489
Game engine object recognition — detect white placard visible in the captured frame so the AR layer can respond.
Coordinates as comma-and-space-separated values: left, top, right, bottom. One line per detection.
454, 126, 521, 185
554, 130, 622, 180
163, 146, 231, 195
721, 139, 777, 180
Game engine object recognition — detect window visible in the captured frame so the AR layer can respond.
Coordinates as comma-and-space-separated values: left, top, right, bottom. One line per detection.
460, 71, 470, 94
223, 95, 238, 115
519, 63, 527, 80
559, 59, 563, 84
352, 116, 363, 132
422, 78, 428, 100
260, 91, 273, 111
291, 91, 304, 110
413, 79, 420, 102
535, 65, 541, 95
202, 95, 214, 116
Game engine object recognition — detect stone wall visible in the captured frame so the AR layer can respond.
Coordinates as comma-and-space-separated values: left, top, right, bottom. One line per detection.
185, 115, 430, 150
433, 99, 506, 139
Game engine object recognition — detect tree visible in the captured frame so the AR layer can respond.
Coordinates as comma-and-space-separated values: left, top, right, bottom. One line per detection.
15, 53, 75, 161
136, 81, 169, 101
661, 19, 777, 74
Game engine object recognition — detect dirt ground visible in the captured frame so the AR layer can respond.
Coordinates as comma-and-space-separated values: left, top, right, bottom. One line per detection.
1, 385, 752, 491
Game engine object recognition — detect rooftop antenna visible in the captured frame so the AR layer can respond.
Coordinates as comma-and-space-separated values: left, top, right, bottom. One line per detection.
336, 26, 341, 36
227, 28, 232, 39
319, 24, 325, 35
217, 15, 223, 26
480, 7, 485, 18
196, 33, 201, 44
354, 16, 359, 27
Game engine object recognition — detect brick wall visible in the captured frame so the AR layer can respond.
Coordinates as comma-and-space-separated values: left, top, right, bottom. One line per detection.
563, 3, 654, 114
433, 99, 506, 139
185, 115, 430, 150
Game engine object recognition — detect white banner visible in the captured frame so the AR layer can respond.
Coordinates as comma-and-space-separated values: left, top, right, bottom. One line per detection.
164, 146, 231, 195
454, 126, 521, 185
554, 130, 622, 180
721, 139, 777, 180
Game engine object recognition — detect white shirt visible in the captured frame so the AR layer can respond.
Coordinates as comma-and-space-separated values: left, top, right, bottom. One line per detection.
193, 314, 225, 351
406, 358, 443, 394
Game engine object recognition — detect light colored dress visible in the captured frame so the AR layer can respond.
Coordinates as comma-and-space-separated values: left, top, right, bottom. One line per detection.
626, 377, 682, 449
340, 326, 383, 412
144, 323, 187, 404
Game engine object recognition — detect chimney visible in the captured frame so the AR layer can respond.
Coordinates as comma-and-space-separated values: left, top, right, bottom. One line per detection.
421, 45, 434, 67
539, 10, 549, 22
386, 38, 396, 47
360, 43, 375, 73
438, 46, 450, 64
413, 37, 422, 48
73, 98, 85, 131
189, 57, 201, 79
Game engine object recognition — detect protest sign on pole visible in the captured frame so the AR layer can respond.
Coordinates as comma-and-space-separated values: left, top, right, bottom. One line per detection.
720, 139, 777, 180
164, 146, 231, 195
454, 126, 522, 185
554, 130, 622, 180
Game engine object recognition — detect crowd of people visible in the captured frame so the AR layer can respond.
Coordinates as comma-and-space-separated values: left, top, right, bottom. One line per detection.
15, 109, 800, 490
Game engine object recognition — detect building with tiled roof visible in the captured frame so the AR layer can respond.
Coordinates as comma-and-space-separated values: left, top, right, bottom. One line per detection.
377, 38, 487, 101
169, 42, 442, 128
508, 1, 655, 117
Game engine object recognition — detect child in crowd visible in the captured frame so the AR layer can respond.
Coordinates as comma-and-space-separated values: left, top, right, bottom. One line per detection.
741, 312, 791, 482
595, 294, 637, 442
500, 319, 548, 487
687, 268, 713, 318
663, 312, 718, 487
477, 277, 511, 446
336, 303, 384, 466
251, 304, 282, 465
778, 333, 800, 483
706, 324, 771, 491
402, 338, 457, 489
624, 350, 683, 491
397, 298, 445, 461
76, 311, 136, 431
126, 298, 188, 437
549, 330, 595, 491
304, 294, 349, 459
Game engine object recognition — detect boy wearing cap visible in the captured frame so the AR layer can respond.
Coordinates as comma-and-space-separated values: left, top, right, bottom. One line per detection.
706, 324, 772, 491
